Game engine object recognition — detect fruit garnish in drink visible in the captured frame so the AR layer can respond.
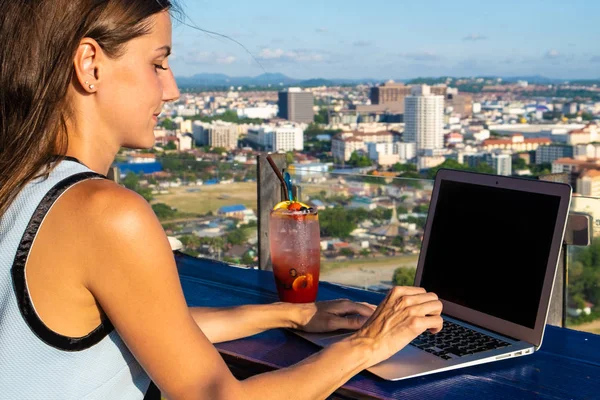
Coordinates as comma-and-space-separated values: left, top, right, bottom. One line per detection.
287, 202, 302, 211
272, 200, 311, 211
292, 273, 314, 291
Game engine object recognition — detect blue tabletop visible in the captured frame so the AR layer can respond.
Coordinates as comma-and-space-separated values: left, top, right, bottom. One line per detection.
176, 253, 600, 400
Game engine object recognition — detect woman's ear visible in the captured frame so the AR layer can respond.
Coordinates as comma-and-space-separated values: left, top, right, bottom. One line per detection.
73, 38, 103, 93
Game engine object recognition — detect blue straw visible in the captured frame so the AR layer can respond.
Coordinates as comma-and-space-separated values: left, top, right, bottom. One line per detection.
284, 172, 294, 201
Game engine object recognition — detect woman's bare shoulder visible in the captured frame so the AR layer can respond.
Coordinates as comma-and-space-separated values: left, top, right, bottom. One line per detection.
63, 178, 156, 228
53, 178, 171, 269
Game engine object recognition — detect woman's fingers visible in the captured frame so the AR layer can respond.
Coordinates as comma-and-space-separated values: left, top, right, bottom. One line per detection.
325, 299, 376, 318
340, 301, 376, 318
420, 315, 444, 334
409, 299, 443, 318
358, 302, 378, 311
393, 292, 439, 310
328, 314, 370, 331
389, 286, 427, 299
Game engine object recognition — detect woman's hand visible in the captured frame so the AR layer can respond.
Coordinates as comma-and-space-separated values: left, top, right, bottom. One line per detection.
293, 299, 377, 333
349, 286, 443, 368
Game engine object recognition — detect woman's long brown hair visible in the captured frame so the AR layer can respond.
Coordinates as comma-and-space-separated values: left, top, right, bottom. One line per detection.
0, 0, 175, 218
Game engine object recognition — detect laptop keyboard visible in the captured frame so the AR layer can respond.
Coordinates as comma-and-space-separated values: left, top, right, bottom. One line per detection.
410, 320, 511, 360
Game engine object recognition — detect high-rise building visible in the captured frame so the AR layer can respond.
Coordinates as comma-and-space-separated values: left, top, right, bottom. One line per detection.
369, 81, 448, 114
278, 88, 314, 123
370, 81, 412, 105
404, 85, 444, 151
445, 88, 473, 117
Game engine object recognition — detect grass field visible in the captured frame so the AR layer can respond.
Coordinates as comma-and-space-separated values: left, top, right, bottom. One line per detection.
322, 254, 419, 273
152, 179, 338, 216
151, 183, 258, 215
570, 319, 600, 335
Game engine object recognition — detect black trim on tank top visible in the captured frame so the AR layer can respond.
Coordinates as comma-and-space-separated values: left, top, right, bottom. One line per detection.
61, 156, 86, 165
143, 381, 161, 400
11, 172, 115, 351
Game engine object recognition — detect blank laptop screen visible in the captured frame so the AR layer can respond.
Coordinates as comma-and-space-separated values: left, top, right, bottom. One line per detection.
420, 179, 561, 329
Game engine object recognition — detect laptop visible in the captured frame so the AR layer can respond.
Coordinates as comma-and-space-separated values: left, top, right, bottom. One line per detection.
292, 168, 572, 381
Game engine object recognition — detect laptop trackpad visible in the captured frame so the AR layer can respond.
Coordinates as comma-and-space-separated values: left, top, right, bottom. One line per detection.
368, 344, 445, 380
317, 333, 441, 367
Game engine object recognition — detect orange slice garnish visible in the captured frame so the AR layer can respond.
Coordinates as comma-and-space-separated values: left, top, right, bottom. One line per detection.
273, 201, 311, 211
292, 273, 314, 291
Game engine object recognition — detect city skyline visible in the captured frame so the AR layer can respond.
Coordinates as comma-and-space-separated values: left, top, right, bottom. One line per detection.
170, 0, 600, 80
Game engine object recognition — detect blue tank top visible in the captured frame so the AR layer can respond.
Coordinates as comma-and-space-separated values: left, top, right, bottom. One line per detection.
0, 158, 156, 399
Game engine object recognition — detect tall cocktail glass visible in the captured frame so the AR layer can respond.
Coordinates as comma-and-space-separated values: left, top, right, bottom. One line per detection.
269, 207, 320, 303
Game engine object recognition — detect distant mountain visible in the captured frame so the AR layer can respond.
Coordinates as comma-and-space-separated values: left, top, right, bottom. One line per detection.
175, 73, 385, 88
499, 75, 567, 84
176, 73, 297, 87
174, 73, 585, 88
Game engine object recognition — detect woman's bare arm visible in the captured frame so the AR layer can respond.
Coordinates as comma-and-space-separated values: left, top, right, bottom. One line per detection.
71, 180, 441, 400
190, 300, 375, 344
189, 304, 297, 343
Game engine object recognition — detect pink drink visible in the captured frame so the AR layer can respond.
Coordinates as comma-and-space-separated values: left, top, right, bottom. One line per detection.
269, 208, 320, 303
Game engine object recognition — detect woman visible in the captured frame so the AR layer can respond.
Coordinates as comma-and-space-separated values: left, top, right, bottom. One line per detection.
0, 1, 443, 399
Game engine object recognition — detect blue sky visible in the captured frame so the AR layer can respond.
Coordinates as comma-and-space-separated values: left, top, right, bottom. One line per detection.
169, 0, 600, 80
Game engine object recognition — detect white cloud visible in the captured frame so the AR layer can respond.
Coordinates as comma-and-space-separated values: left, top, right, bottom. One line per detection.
463, 33, 488, 41
183, 52, 238, 65
316, 27, 328, 33
257, 48, 327, 63
257, 48, 286, 60
216, 55, 237, 65
545, 49, 561, 58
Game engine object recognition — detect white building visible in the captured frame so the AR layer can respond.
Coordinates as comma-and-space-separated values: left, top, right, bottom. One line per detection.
574, 143, 600, 160
246, 124, 303, 152
367, 142, 399, 166
332, 131, 400, 162
237, 106, 278, 120
176, 104, 198, 117
246, 126, 273, 149
394, 142, 417, 162
490, 152, 512, 176
179, 119, 193, 133
417, 155, 446, 170
127, 154, 157, 164
472, 129, 490, 142
404, 85, 445, 152
178, 133, 194, 151
272, 125, 304, 152
577, 170, 600, 197
567, 123, 599, 146
288, 163, 330, 178
192, 121, 239, 150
